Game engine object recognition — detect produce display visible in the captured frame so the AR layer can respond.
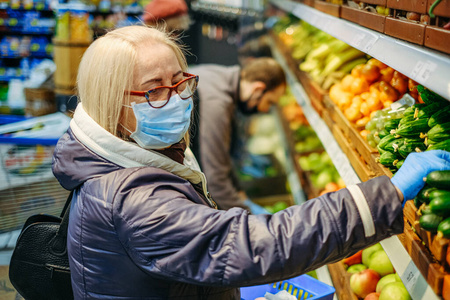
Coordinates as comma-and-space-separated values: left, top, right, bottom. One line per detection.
272, 10, 450, 300
329, 58, 419, 129
374, 88, 450, 172
298, 151, 345, 194
275, 17, 367, 90
414, 170, 450, 237
279, 88, 324, 154
344, 244, 411, 300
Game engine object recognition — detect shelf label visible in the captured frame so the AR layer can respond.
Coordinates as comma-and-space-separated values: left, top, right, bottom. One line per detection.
410, 60, 437, 83
350, 32, 378, 53
351, 33, 365, 48
401, 260, 420, 292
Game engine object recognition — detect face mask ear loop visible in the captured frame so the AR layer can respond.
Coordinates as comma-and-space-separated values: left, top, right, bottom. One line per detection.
120, 123, 133, 135
120, 102, 136, 135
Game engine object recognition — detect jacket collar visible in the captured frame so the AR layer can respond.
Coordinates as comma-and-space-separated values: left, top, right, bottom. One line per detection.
70, 103, 204, 185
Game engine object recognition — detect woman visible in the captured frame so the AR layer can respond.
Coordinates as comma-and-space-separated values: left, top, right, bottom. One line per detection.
52, 25, 450, 299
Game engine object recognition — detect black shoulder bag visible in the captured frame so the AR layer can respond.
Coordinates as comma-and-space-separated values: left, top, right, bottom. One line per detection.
9, 190, 75, 300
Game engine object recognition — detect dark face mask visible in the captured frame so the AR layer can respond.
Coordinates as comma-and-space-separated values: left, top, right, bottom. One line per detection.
237, 93, 262, 115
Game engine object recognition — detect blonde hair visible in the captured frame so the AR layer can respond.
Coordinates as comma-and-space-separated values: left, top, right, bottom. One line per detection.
77, 25, 188, 138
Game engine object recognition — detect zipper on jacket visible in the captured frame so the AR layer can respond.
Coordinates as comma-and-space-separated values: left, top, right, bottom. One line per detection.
197, 172, 218, 209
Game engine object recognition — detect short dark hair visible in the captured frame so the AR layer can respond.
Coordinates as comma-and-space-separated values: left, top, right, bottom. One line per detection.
240, 57, 286, 91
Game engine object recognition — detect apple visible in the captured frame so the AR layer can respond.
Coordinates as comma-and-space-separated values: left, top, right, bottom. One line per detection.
362, 243, 383, 266
347, 264, 367, 274
365, 292, 380, 300
369, 249, 394, 276
376, 273, 401, 293
350, 269, 381, 298
379, 282, 411, 300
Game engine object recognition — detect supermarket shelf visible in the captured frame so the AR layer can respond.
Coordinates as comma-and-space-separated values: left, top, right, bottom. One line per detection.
272, 43, 360, 186
381, 236, 440, 300
270, 0, 450, 102
272, 108, 307, 205
271, 40, 440, 300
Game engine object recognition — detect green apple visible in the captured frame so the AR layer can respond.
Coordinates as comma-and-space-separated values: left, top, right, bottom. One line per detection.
376, 273, 401, 293
379, 282, 411, 300
362, 243, 383, 266
369, 250, 394, 276
347, 264, 367, 274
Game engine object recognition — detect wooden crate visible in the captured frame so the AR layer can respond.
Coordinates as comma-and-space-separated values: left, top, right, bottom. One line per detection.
309, 80, 326, 117
331, 122, 375, 182
402, 219, 447, 295
384, 17, 425, 45
387, 0, 428, 13
314, 0, 341, 17
425, 26, 450, 55
404, 201, 450, 266
361, 0, 387, 5
427, 0, 450, 17
327, 261, 359, 300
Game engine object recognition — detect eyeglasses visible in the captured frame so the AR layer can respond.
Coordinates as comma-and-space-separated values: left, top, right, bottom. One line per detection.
128, 72, 199, 108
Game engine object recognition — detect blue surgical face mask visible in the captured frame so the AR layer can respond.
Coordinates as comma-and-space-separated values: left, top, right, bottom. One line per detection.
123, 94, 193, 149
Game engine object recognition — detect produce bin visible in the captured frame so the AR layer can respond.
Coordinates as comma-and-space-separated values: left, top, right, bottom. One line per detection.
0, 115, 69, 234
240, 274, 335, 300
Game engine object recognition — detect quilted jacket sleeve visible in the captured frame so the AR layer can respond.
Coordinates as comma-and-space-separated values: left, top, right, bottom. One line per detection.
113, 174, 403, 287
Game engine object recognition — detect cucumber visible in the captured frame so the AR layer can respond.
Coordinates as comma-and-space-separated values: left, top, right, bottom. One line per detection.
417, 186, 438, 204
428, 105, 450, 128
427, 140, 450, 151
437, 217, 450, 238
384, 119, 401, 132
378, 129, 390, 139
426, 171, 450, 190
402, 102, 440, 119
419, 213, 444, 232
430, 196, 450, 216
397, 142, 427, 158
417, 85, 448, 105
398, 115, 418, 127
403, 104, 426, 117
420, 204, 433, 215
395, 159, 404, 169
379, 151, 399, 167
384, 138, 406, 153
429, 189, 450, 200
426, 122, 450, 142
377, 144, 386, 155
378, 134, 397, 150
395, 118, 430, 138
414, 195, 422, 207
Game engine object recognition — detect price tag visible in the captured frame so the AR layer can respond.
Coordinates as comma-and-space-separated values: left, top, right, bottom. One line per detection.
351, 33, 365, 49
401, 261, 420, 292
363, 36, 378, 53
410, 60, 437, 83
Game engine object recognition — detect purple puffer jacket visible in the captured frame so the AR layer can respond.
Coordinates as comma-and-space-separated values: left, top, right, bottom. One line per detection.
52, 104, 404, 299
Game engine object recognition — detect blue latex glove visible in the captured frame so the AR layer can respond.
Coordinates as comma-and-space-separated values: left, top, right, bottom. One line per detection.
243, 198, 271, 215
391, 150, 450, 203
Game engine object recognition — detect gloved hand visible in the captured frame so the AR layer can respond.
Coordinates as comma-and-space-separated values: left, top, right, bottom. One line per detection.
243, 198, 271, 215
391, 150, 450, 203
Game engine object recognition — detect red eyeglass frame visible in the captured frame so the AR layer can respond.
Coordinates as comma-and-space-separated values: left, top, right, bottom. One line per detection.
127, 72, 199, 108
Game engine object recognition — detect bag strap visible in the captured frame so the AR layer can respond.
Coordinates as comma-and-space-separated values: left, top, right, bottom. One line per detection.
191, 90, 202, 170
51, 190, 74, 255
60, 190, 74, 218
